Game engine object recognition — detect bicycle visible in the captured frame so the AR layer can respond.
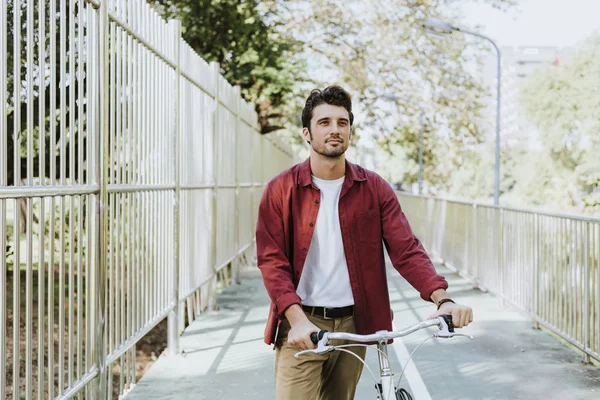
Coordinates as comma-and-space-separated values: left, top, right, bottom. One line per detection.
294, 315, 473, 400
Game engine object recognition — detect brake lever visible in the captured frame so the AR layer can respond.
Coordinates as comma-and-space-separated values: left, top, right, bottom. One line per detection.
294, 332, 335, 359
294, 346, 335, 358
434, 316, 474, 340
433, 332, 474, 340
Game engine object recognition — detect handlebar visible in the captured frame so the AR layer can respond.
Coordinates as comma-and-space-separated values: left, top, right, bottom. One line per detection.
311, 315, 456, 345
310, 330, 327, 345
297, 315, 472, 359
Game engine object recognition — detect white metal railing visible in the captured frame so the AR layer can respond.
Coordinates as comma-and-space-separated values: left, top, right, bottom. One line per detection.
1, 0, 294, 399
397, 192, 600, 364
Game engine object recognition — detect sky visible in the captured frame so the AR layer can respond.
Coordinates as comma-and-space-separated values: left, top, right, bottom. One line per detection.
307, 0, 600, 164
456, 0, 600, 48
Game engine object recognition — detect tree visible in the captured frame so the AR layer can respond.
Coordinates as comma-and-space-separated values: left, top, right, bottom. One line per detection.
4, 0, 88, 245
517, 33, 600, 213
151, 0, 309, 134
267, 0, 514, 193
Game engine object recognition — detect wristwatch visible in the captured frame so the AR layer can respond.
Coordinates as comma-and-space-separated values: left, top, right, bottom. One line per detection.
436, 298, 455, 310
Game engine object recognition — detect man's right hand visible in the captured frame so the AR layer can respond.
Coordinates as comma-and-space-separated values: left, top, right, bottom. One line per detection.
284, 304, 320, 350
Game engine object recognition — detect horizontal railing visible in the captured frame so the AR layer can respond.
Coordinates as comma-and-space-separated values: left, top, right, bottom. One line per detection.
1, 0, 294, 399
397, 192, 600, 364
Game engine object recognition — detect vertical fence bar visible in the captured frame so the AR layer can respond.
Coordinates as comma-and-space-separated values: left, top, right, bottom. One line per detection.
118, 17, 126, 396
233, 86, 241, 284
167, 19, 182, 356
564, 218, 569, 335
58, 0, 68, 391
25, 0, 35, 396
25, 189, 33, 397
67, 0, 77, 388
85, 6, 95, 399
130, 7, 141, 344
125, 29, 133, 391
13, 1, 22, 397
209, 61, 220, 310
572, 221, 578, 341
555, 218, 560, 332
47, 3, 57, 395
544, 216, 549, 326
0, 0, 7, 396
248, 107, 254, 257
108, 13, 117, 395
533, 213, 540, 328
596, 223, 600, 359
568, 219, 573, 339
471, 204, 477, 286
583, 222, 590, 363
76, 1, 85, 390
37, 0, 47, 395
96, 0, 109, 397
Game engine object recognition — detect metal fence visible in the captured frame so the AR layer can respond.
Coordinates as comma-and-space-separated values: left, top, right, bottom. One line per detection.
1, 0, 294, 398
397, 192, 600, 364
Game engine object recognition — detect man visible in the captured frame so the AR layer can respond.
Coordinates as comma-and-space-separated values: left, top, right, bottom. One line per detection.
256, 85, 473, 400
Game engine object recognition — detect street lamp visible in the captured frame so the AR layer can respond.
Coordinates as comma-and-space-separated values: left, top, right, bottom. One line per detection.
423, 18, 502, 206
382, 93, 426, 195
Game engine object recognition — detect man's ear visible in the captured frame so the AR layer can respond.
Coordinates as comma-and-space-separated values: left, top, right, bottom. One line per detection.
302, 127, 311, 144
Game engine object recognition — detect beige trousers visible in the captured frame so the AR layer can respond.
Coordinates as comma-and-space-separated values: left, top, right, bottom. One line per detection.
274, 312, 367, 400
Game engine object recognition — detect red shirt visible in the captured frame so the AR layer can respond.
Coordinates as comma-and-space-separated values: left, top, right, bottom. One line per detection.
256, 158, 448, 345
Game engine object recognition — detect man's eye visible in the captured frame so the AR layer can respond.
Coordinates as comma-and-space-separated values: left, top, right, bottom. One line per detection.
320, 121, 328, 125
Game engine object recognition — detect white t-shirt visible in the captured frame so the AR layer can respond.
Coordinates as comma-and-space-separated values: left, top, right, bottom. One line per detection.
296, 175, 355, 307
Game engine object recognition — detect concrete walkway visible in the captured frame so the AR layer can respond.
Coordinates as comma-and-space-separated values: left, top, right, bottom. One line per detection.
127, 263, 600, 400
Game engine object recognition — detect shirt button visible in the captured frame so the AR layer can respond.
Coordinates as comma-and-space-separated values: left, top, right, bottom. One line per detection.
314, 199, 319, 204
302, 247, 307, 252
309, 223, 314, 227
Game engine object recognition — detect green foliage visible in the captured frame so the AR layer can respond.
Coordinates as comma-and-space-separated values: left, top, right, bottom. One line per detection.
516, 33, 600, 213
151, 0, 309, 134
272, 0, 513, 190
150, 0, 515, 179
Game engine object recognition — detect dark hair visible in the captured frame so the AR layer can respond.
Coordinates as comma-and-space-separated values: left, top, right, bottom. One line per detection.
301, 85, 354, 129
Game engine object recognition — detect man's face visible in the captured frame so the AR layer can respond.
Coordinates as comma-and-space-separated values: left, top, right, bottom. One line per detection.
303, 103, 351, 158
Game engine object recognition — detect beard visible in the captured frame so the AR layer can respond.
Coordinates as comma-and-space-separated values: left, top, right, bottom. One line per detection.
309, 132, 349, 158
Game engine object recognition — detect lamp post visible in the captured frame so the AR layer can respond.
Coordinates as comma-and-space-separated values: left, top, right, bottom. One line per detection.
382, 93, 426, 195
423, 18, 502, 206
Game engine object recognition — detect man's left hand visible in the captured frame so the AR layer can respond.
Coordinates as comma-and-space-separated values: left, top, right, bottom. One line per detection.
429, 302, 473, 328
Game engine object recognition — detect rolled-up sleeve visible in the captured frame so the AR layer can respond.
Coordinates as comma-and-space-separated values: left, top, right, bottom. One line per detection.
377, 178, 448, 301
255, 181, 301, 317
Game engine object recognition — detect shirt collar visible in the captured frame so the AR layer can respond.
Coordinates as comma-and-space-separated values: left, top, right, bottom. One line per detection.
298, 157, 366, 187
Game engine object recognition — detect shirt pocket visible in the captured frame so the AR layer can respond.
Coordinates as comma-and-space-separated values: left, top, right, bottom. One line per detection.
354, 209, 382, 244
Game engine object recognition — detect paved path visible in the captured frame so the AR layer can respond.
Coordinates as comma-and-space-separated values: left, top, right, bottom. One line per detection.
127, 263, 600, 399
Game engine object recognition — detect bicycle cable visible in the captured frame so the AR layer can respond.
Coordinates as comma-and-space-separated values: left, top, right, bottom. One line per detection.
395, 335, 436, 389
334, 344, 409, 400
330, 347, 381, 388
333, 344, 392, 365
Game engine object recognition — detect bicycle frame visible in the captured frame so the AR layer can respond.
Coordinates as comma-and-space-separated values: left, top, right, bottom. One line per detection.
296, 316, 473, 400
375, 341, 395, 399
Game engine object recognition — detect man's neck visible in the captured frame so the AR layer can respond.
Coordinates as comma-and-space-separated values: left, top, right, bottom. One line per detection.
310, 153, 346, 180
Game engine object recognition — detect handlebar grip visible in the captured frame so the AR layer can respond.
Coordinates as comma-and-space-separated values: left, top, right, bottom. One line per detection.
441, 315, 454, 332
310, 330, 328, 344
